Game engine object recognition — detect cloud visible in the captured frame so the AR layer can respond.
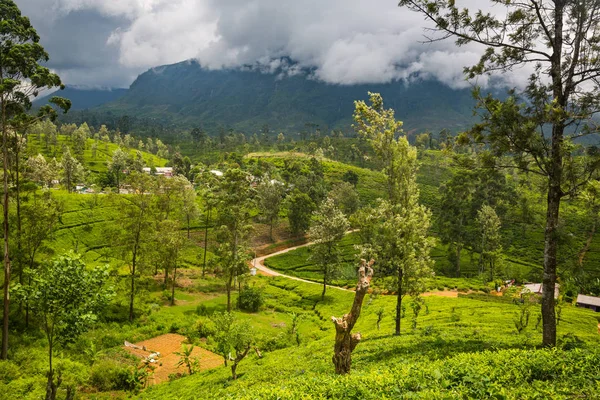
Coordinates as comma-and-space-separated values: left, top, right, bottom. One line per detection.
15, 0, 526, 88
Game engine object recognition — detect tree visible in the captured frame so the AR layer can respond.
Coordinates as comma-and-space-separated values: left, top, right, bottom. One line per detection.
116, 172, 156, 321
342, 170, 359, 187
329, 182, 360, 217
354, 93, 434, 336
309, 198, 349, 299
60, 147, 84, 193
197, 170, 219, 277
0, 0, 70, 359
399, 0, 600, 347
476, 205, 503, 282
286, 190, 316, 236
331, 259, 374, 375
155, 219, 185, 305
213, 169, 254, 312
14, 253, 112, 400
107, 148, 129, 190
438, 170, 475, 277
25, 154, 52, 187
172, 152, 192, 179
256, 178, 285, 241
180, 183, 199, 239
211, 312, 254, 380
20, 193, 61, 326
72, 123, 89, 161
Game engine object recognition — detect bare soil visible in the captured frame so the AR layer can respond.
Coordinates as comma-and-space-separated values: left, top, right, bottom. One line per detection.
123, 333, 223, 385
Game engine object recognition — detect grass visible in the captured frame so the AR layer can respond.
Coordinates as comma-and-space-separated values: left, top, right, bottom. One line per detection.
137, 275, 600, 400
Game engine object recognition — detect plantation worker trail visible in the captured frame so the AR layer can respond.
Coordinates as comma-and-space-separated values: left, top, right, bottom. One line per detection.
250, 232, 460, 298
250, 242, 351, 292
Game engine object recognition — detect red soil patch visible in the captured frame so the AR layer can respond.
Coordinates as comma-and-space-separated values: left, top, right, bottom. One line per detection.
123, 333, 223, 385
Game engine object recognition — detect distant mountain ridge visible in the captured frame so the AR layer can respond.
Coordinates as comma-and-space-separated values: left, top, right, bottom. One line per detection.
63, 60, 481, 134
35, 86, 127, 111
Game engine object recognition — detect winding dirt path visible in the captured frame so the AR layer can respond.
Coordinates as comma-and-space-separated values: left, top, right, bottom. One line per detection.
250, 242, 351, 291
249, 236, 460, 298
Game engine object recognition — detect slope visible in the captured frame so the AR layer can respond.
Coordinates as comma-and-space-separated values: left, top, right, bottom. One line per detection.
92, 59, 477, 134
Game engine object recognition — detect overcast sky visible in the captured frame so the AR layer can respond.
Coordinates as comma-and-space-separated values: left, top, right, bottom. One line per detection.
14, 0, 530, 89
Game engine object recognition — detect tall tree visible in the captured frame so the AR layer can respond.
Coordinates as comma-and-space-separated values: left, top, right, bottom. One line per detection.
155, 219, 185, 305
180, 182, 199, 239
438, 170, 475, 277
213, 168, 254, 312
354, 93, 434, 336
286, 190, 316, 236
256, 178, 285, 241
116, 172, 156, 321
20, 192, 61, 326
107, 148, 129, 190
197, 170, 219, 277
72, 122, 89, 161
475, 204, 503, 282
0, 0, 70, 359
309, 197, 349, 299
60, 147, 84, 193
399, 0, 600, 346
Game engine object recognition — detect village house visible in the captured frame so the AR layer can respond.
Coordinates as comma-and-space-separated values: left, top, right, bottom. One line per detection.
142, 167, 173, 177
576, 294, 600, 312
522, 283, 560, 299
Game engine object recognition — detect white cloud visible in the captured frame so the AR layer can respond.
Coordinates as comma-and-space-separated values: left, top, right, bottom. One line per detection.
16, 0, 531, 88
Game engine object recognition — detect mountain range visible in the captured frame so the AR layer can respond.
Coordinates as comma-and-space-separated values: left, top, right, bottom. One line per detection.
40, 60, 481, 135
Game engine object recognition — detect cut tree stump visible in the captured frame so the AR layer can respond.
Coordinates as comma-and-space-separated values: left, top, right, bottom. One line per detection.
331, 258, 374, 374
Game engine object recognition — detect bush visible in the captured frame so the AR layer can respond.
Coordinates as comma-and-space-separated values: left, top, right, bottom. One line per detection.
89, 359, 133, 391
239, 286, 264, 312
192, 317, 216, 339
0, 361, 20, 384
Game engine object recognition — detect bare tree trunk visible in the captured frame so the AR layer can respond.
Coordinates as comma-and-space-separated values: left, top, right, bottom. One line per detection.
202, 208, 210, 277
455, 243, 462, 278
170, 265, 177, 306
322, 273, 327, 300
395, 267, 403, 336
129, 246, 137, 322
226, 272, 233, 312
1, 100, 10, 360
331, 259, 374, 375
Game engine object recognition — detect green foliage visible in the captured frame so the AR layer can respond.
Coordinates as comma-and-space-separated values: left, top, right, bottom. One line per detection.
174, 344, 199, 375
89, 359, 134, 391
238, 286, 264, 313
309, 197, 349, 298
286, 189, 316, 236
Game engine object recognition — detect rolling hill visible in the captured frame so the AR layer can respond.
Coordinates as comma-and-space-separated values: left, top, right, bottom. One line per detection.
66, 59, 480, 135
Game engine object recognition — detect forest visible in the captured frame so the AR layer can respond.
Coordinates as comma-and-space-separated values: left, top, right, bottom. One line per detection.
2, 0, 600, 399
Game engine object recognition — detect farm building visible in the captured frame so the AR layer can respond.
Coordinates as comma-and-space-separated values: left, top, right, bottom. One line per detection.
142, 167, 173, 177
576, 294, 600, 312
522, 283, 559, 299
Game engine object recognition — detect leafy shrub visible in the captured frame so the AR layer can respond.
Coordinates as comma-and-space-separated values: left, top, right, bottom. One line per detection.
560, 333, 585, 350
239, 286, 264, 312
0, 361, 21, 384
192, 317, 216, 339
89, 360, 133, 391
196, 304, 207, 316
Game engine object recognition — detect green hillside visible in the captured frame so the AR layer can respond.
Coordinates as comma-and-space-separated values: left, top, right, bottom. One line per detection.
140, 277, 600, 400
62, 60, 479, 135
